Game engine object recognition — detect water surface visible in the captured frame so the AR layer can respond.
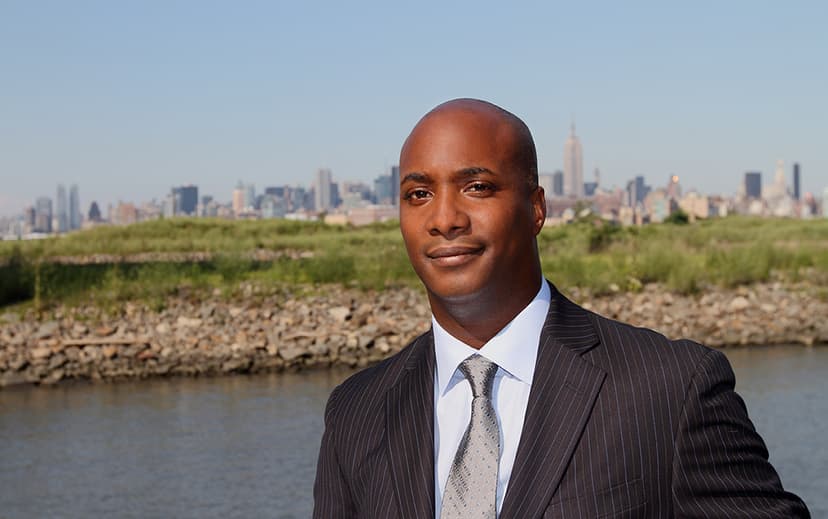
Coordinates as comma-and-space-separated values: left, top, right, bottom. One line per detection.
0, 346, 824, 518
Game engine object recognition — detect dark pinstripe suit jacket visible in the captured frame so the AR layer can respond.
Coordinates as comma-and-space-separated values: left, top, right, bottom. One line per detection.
313, 282, 809, 518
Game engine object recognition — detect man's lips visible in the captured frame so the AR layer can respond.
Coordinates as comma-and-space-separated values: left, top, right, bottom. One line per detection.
425, 245, 484, 267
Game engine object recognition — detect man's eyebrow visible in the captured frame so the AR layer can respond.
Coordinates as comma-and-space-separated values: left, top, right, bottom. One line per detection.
457, 166, 495, 177
401, 172, 430, 183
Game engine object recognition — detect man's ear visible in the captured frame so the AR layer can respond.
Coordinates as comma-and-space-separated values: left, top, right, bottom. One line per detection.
531, 186, 546, 235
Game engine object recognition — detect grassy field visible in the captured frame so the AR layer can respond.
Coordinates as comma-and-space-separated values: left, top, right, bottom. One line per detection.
1, 216, 827, 311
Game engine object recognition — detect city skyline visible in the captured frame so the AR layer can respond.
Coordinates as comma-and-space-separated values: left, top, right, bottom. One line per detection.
2, 2, 827, 216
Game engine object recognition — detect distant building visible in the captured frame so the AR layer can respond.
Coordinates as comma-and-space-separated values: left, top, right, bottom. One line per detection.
261, 195, 288, 218
626, 176, 650, 207
374, 173, 393, 205
34, 197, 52, 233
679, 191, 710, 220
162, 194, 175, 218
744, 172, 762, 199
823, 187, 828, 218
584, 182, 598, 197
563, 123, 583, 198
538, 173, 555, 199
666, 175, 682, 199
88, 201, 102, 222
114, 202, 138, 225
793, 163, 801, 200
347, 205, 399, 226
315, 168, 333, 212
69, 184, 81, 230
644, 189, 675, 223
290, 187, 307, 212
56, 184, 68, 233
390, 165, 400, 206
265, 186, 286, 198
232, 181, 246, 215
245, 184, 257, 210
173, 185, 198, 216
552, 170, 564, 196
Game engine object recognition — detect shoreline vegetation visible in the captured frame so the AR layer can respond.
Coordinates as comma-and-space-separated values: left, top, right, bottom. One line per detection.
1, 216, 827, 387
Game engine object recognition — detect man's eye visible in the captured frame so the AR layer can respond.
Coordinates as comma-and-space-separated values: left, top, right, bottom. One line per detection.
404, 189, 431, 200
466, 182, 493, 193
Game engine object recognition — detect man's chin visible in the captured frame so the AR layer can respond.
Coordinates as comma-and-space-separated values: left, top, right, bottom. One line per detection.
423, 280, 487, 306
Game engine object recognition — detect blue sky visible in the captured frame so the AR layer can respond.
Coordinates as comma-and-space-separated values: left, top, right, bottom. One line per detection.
1, 0, 826, 216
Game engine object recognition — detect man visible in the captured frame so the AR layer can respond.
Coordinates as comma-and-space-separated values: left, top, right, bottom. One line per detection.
313, 99, 809, 518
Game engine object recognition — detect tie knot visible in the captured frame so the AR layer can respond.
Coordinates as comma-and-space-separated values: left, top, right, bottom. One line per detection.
459, 354, 498, 398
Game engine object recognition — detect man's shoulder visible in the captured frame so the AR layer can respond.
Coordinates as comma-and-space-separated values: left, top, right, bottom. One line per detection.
581, 301, 716, 369
325, 330, 432, 416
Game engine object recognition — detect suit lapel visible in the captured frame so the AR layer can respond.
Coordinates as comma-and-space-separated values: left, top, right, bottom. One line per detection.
386, 332, 436, 519
500, 284, 607, 519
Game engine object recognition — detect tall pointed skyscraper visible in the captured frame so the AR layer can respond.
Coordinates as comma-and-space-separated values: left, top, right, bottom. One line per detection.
563, 122, 583, 198
69, 184, 81, 230
56, 184, 68, 233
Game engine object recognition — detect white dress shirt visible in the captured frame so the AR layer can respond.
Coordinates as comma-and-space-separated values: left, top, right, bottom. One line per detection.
433, 279, 551, 517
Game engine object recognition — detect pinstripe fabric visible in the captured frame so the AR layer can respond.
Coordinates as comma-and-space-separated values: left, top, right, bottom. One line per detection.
313, 281, 810, 518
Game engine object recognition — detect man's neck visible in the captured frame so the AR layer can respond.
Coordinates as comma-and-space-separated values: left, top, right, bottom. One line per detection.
428, 276, 543, 349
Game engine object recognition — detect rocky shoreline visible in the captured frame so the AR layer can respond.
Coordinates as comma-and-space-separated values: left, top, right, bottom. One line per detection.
1, 281, 826, 388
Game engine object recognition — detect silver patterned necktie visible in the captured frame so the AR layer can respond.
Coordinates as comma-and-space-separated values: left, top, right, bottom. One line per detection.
441, 354, 501, 519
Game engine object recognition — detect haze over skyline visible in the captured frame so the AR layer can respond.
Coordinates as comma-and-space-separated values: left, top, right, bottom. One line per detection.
2, 1, 826, 217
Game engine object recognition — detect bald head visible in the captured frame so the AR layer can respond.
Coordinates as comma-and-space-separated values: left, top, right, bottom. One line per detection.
401, 98, 539, 190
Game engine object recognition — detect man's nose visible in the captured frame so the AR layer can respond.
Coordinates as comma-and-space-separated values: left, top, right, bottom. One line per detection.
427, 191, 470, 238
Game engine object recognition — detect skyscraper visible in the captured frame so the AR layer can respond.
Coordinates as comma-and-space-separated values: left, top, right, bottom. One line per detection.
56, 184, 68, 233
390, 165, 400, 206
34, 197, 52, 233
793, 163, 801, 200
374, 174, 392, 204
563, 123, 583, 198
744, 172, 762, 199
315, 168, 333, 211
173, 185, 198, 215
88, 201, 102, 222
552, 170, 564, 196
626, 176, 651, 207
245, 184, 257, 210
232, 181, 245, 215
69, 184, 81, 230
765, 160, 787, 200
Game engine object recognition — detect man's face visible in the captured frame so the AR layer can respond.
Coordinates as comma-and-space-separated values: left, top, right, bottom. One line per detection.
399, 108, 545, 304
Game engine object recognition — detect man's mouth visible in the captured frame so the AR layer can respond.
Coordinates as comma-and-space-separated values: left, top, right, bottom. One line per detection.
425, 245, 484, 267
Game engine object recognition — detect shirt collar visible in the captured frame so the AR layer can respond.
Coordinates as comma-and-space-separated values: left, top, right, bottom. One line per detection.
432, 279, 551, 397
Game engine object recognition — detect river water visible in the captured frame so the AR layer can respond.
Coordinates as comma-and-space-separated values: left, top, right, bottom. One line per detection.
1, 346, 825, 518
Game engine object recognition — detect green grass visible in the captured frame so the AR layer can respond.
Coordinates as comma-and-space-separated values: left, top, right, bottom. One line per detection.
1, 216, 826, 310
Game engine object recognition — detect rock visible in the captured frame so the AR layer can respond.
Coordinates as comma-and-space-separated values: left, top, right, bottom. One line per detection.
279, 345, 307, 361
135, 350, 157, 360
72, 323, 89, 334
155, 322, 171, 334
102, 346, 119, 359
728, 296, 750, 312
328, 306, 351, 322
200, 304, 216, 319
95, 325, 117, 337
34, 321, 60, 339
221, 357, 252, 373
1, 371, 29, 387
760, 303, 777, 314
176, 316, 203, 328
229, 307, 244, 318
41, 369, 65, 385
9, 358, 28, 371
48, 353, 67, 370
30, 347, 52, 360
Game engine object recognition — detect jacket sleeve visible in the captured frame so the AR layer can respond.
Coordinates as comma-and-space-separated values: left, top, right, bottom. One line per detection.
313, 385, 357, 518
671, 348, 810, 518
